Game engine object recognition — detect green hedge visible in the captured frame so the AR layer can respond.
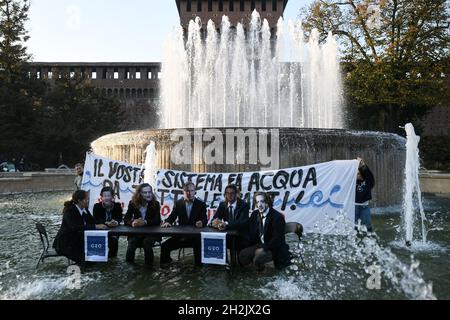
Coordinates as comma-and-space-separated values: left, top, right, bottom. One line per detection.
420, 136, 450, 172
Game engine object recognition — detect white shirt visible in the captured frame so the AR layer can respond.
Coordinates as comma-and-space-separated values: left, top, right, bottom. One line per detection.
75, 204, 88, 225
259, 208, 269, 244
139, 206, 147, 220
185, 200, 194, 219
75, 204, 87, 217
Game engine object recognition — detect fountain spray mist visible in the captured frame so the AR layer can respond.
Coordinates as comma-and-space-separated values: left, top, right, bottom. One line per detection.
161, 10, 343, 129
403, 123, 427, 246
143, 141, 157, 187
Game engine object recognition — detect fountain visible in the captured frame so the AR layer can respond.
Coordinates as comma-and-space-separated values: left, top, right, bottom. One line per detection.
143, 141, 158, 187
161, 13, 342, 129
91, 10, 406, 208
2, 4, 446, 301
403, 123, 427, 246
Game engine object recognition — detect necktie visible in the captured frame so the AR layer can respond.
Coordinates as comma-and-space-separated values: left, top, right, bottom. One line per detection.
228, 205, 233, 223
258, 213, 264, 241
82, 211, 89, 226
106, 210, 112, 222
186, 202, 192, 220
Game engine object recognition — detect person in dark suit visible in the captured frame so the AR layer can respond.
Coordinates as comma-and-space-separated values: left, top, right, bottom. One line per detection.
239, 192, 292, 271
93, 186, 123, 258
53, 190, 108, 264
124, 183, 161, 266
211, 184, 250, 252
160, 182, 207, 266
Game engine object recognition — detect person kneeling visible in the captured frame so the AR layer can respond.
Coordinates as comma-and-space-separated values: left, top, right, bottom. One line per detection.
124, 183, 161, 266
239, 192, 291, 271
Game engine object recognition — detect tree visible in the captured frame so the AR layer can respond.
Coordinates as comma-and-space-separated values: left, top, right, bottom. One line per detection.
0, 0, 38, 163
0, 0, 30, 82
32, 75, 123, 168
300, 0, 450, 133
1, 0, 122, 169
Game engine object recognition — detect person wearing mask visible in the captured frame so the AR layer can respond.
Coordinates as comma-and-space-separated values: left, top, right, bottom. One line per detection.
239, 192, 291, 271
160, 182, 207, 267
53, 190, 108, 264
93, 186, 123, 258
211, 184, 250, 253
124, 183, 161, 266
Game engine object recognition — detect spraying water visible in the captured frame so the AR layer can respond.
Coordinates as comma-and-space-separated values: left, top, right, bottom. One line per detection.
143, 141, 157, 187
160, 11, 343, 129
403, 123, 427, 246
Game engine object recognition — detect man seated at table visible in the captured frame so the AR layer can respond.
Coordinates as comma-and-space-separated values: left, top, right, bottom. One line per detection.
160, 181, 207, 267
93, 186, 123, 258
239, 192, 292, 271
211, 184, 250, 254
124, 183, 161, 266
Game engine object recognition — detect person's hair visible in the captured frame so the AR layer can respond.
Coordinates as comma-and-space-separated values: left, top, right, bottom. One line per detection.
100, 186, 114, 197
224, 184, 238, 195
131, 183, 159, 213
253, 192, 273, 208
131, 183, 159, 219
183, 181, 195, 192
75, 163, 83, 168
64, 190, 88, 212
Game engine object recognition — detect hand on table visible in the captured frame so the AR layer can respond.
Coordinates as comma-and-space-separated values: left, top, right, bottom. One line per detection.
132, 218, 146, 228
195, 221, 203, 228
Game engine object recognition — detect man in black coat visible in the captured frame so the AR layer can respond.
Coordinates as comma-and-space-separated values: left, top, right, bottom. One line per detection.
160, 182, 207, 266
93, 186, 123, 258
53, 191, 107, 264
211, 184, 250, 252
239, 192, 291, 271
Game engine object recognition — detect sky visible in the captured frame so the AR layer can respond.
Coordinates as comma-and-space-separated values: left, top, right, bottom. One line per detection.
26, 0, 314, 62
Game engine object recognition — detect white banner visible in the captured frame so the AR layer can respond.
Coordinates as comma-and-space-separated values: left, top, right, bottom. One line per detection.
201, 232, 227, 265
84, 230, 109, 262
155, 160, 359, 235
81, 152, 145, 213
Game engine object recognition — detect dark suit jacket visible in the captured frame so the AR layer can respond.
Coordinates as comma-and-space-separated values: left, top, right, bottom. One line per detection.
53, 204, 96, 263
213, 198, 250, 233
166, 198, 207, 227
124, 200, 161, 227
93, 202, 123, 225
247, 208, 291, 269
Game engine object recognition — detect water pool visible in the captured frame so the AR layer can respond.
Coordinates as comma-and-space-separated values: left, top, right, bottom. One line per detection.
0, 192, 448, 300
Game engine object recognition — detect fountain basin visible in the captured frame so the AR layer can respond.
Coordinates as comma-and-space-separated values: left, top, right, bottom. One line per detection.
91, 128, 406, 207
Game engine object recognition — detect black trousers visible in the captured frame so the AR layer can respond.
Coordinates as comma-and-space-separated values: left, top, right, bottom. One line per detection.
126, 236, 159, 265
160, 237, 202, 266
108, 235, 119, 258
239, 244, 273, 270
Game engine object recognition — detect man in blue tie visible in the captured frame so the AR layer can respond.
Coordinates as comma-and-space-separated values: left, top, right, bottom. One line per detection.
160, 182, 208, 266
211, 184, 250, 252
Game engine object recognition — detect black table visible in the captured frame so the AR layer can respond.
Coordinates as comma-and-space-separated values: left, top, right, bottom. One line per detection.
108, 225, 239, 266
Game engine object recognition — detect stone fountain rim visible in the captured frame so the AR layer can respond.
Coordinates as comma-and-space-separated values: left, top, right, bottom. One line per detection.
92, 127, 406, 144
